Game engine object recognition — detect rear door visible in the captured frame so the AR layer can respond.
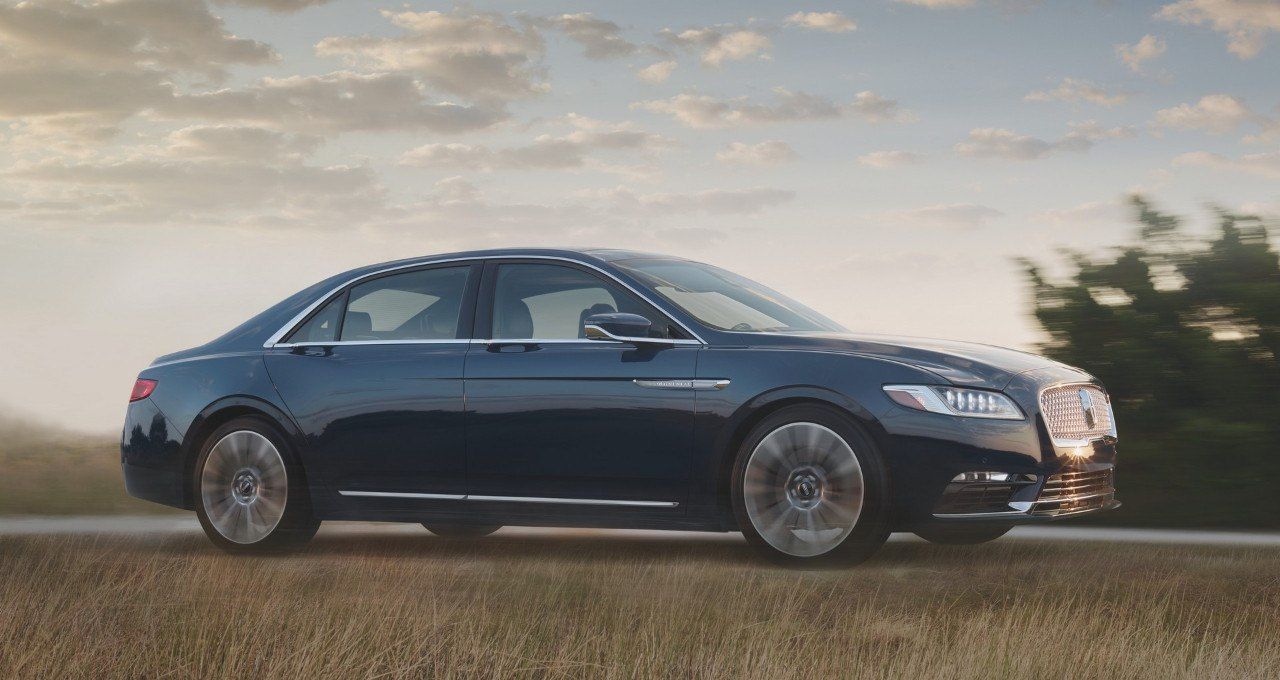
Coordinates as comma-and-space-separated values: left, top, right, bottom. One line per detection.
265, 263, 480, 499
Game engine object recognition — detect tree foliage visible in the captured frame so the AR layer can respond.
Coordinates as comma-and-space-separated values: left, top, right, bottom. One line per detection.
1023, 196, 1280, 527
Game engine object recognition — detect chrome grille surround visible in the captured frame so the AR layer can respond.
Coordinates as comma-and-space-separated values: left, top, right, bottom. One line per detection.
1039, 383, 1116, 446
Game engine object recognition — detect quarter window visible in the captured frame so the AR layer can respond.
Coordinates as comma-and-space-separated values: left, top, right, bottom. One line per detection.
287, 295, 344, 343
340, 267, 470, 341
490, 263, 677, 340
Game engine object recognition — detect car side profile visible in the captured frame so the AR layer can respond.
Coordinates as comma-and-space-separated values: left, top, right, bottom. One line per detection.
122, 248, 1119, 565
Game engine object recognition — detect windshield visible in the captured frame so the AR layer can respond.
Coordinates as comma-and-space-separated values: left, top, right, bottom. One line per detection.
614, 258, 847, 333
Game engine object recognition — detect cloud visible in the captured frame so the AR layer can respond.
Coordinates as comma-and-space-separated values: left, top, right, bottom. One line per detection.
784, 12, 857, 33
214, 0, 333, 12
715, 141, 798, 165
163, 125, 322, 163
893, 0, 978, 8
0, 0, 276, 80
315, 9, 546, 103
954, 122, 1134, 159
159, 71, 506, 134
635, 88, 911, 128
1029, 200, 1125, 225
532, 13, 637, 59
399, 116, 672, 171
591, 186, 796, 214
1025, 78, 1129, 107
1116, 34, 1167, 73
1174, 150, 1280, 178
636, 60, 677, 83
874, 203, 1004, 229
857, 150, 925, 167
0, 64, 172, 120
661, 26, 771, 66
1152, 94, 1270, 133
1156, 0, 1280, 59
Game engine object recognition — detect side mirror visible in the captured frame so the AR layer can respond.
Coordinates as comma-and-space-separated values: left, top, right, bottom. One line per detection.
584, 312, 653, 343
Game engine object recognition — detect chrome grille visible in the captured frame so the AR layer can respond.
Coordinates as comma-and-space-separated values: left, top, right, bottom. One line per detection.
1040, 384, 1114, 442
1031, 467, 1115, 517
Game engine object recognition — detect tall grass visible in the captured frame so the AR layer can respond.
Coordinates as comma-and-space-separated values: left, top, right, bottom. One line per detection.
1, 533, 1278, 678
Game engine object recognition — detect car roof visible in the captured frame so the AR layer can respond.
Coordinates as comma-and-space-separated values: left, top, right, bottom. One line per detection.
351, 247, 686, 272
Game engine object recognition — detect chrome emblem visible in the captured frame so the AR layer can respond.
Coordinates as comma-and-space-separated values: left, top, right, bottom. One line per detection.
1078, 389, 1096, 429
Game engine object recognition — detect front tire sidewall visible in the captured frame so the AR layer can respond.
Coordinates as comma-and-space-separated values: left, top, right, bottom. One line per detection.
193, 416, 319, 553
731, 405, 891, 567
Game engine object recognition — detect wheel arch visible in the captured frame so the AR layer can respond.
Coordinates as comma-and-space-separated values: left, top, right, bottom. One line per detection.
180, 396, 307, 510
710, 386, 891, 524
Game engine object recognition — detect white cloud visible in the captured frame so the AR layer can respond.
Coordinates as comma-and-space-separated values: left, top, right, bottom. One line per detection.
661, 26, 771, 66
163, 126, 322, 163
636, 60, 677, 83
635, 88, 910, 128
1156, 0, 1280, 59
214, 0, 333, 11
874, 203, 1004, 229
784, 12, 857, 33
893, 0, 977, 8
1174, 150, 1280, 178
160, 71, 506, 134
1152, 94, 1268, 133
593, 186, 796, 214
1116, 34, 1167, 73
0, 0, 276, 81
1025, 78, 1129, 107
715, 141, 798, 165
532, 13, 637, 59
857, 150, 925, 167
399, 117, 672, 171
954, 122, 1134, 160
1029, 200, 1125, 225
315, 9, 546, 102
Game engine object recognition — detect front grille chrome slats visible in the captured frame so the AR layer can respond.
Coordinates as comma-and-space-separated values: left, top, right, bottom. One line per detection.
932, 466, 1116, 519
1040, 384, 1115, 445
1030, 468, 1115, 517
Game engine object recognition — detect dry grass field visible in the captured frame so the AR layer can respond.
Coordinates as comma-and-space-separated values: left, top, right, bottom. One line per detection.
1, 531, 1278, 679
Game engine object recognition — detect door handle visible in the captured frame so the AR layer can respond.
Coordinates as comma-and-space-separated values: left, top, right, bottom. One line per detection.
291, 345, 333, 357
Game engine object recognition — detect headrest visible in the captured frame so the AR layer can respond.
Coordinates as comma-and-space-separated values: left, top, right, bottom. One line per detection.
497, 298, 533, 338
343, 311, 373, 338
423, 299, 459, 338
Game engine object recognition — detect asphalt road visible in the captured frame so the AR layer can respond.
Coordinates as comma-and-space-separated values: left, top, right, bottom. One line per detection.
2, 516, 1279, 547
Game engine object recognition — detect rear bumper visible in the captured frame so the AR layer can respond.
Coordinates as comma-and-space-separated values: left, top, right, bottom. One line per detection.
121, 398, 188, 509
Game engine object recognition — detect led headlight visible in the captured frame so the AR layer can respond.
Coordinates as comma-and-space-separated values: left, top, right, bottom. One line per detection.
882, 385, 1024, 420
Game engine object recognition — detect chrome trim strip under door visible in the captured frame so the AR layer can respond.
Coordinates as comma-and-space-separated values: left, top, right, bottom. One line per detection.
337, 491, 679, 508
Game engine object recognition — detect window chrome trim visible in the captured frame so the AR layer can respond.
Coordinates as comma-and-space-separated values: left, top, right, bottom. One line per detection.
263, 255, 708, 348
480, 337, 703, 346
337, 490, 678, 508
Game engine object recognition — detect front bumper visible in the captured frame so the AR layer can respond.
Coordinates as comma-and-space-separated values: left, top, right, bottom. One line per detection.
929, 462, 1119, 523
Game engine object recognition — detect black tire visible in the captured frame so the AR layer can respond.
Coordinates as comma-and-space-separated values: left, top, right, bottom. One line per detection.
731, 404, 891, 567
193, 416, 320, 553
422, 523, 502, 538
913, 523, 1012, 545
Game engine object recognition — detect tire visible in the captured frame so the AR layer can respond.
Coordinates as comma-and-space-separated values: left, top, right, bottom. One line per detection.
422, 523, 502, 538
913, 523, 1011, 545
193, 416, 320, 553
731, 404, 891, 567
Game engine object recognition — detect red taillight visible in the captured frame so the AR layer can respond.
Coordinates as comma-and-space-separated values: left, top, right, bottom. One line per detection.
130, 379, 157, 402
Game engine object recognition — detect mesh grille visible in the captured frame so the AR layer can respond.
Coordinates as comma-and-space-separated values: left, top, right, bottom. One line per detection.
1040, 384, 1113, 441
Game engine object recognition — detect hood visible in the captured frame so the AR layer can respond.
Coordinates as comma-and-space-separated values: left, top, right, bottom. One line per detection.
752, 332, 1085, 390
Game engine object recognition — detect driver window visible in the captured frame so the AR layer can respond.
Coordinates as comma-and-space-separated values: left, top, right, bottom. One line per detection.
490, 263, 675, 340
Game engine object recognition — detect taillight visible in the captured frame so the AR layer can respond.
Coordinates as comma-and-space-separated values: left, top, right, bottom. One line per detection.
130, 379, 157, 402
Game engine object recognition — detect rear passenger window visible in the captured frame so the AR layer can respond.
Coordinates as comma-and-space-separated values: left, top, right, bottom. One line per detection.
286, 295, 343, 343
341, 267, 470, 341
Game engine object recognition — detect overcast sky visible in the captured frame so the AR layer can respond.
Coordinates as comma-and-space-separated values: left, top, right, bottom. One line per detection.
1, 0, 1278, 431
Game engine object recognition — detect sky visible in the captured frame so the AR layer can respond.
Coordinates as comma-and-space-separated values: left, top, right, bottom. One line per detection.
1, 0, 1278, 431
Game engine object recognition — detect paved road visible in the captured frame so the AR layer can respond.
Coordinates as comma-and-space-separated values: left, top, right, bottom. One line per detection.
2, 516, 1279, 547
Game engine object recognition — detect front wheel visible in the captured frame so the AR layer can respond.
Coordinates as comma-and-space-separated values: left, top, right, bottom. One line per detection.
913, 524, 1011, 545
194, 416, 319, 553
732, 405, 891, 567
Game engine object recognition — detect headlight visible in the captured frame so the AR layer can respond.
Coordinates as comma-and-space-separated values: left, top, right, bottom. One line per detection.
882, 385, 1024, 420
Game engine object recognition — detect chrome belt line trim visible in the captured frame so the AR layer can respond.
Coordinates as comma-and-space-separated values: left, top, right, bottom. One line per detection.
338, 491, 678, 507
633, 379, 730, 390
338, 490, 466, 500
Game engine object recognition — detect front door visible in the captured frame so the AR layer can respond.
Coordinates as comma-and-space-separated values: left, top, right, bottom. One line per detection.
265, 263, 479, 497
464, 261, 699, 508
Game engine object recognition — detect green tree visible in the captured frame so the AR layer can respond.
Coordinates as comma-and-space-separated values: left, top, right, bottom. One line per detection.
1022, 197, 1280, 528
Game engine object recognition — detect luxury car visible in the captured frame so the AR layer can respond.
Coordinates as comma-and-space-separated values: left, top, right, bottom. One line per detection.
122, 248, 1119, 565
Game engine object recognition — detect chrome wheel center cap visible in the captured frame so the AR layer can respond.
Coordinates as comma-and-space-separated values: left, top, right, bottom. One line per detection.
786, 468, 823, 507
231, 470, 259, 504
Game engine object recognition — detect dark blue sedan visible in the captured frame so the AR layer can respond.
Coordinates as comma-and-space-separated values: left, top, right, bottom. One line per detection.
122, 248, 1118, 565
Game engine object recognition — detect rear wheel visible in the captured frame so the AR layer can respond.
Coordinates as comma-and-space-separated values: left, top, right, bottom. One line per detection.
422, 523, 501, 538
914, 524, 1011, 545
732, 405, 891, 567
194, 416, 319, 553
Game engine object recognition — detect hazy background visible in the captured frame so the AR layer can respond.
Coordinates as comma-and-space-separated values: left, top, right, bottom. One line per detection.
1, 0, 1277, 431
